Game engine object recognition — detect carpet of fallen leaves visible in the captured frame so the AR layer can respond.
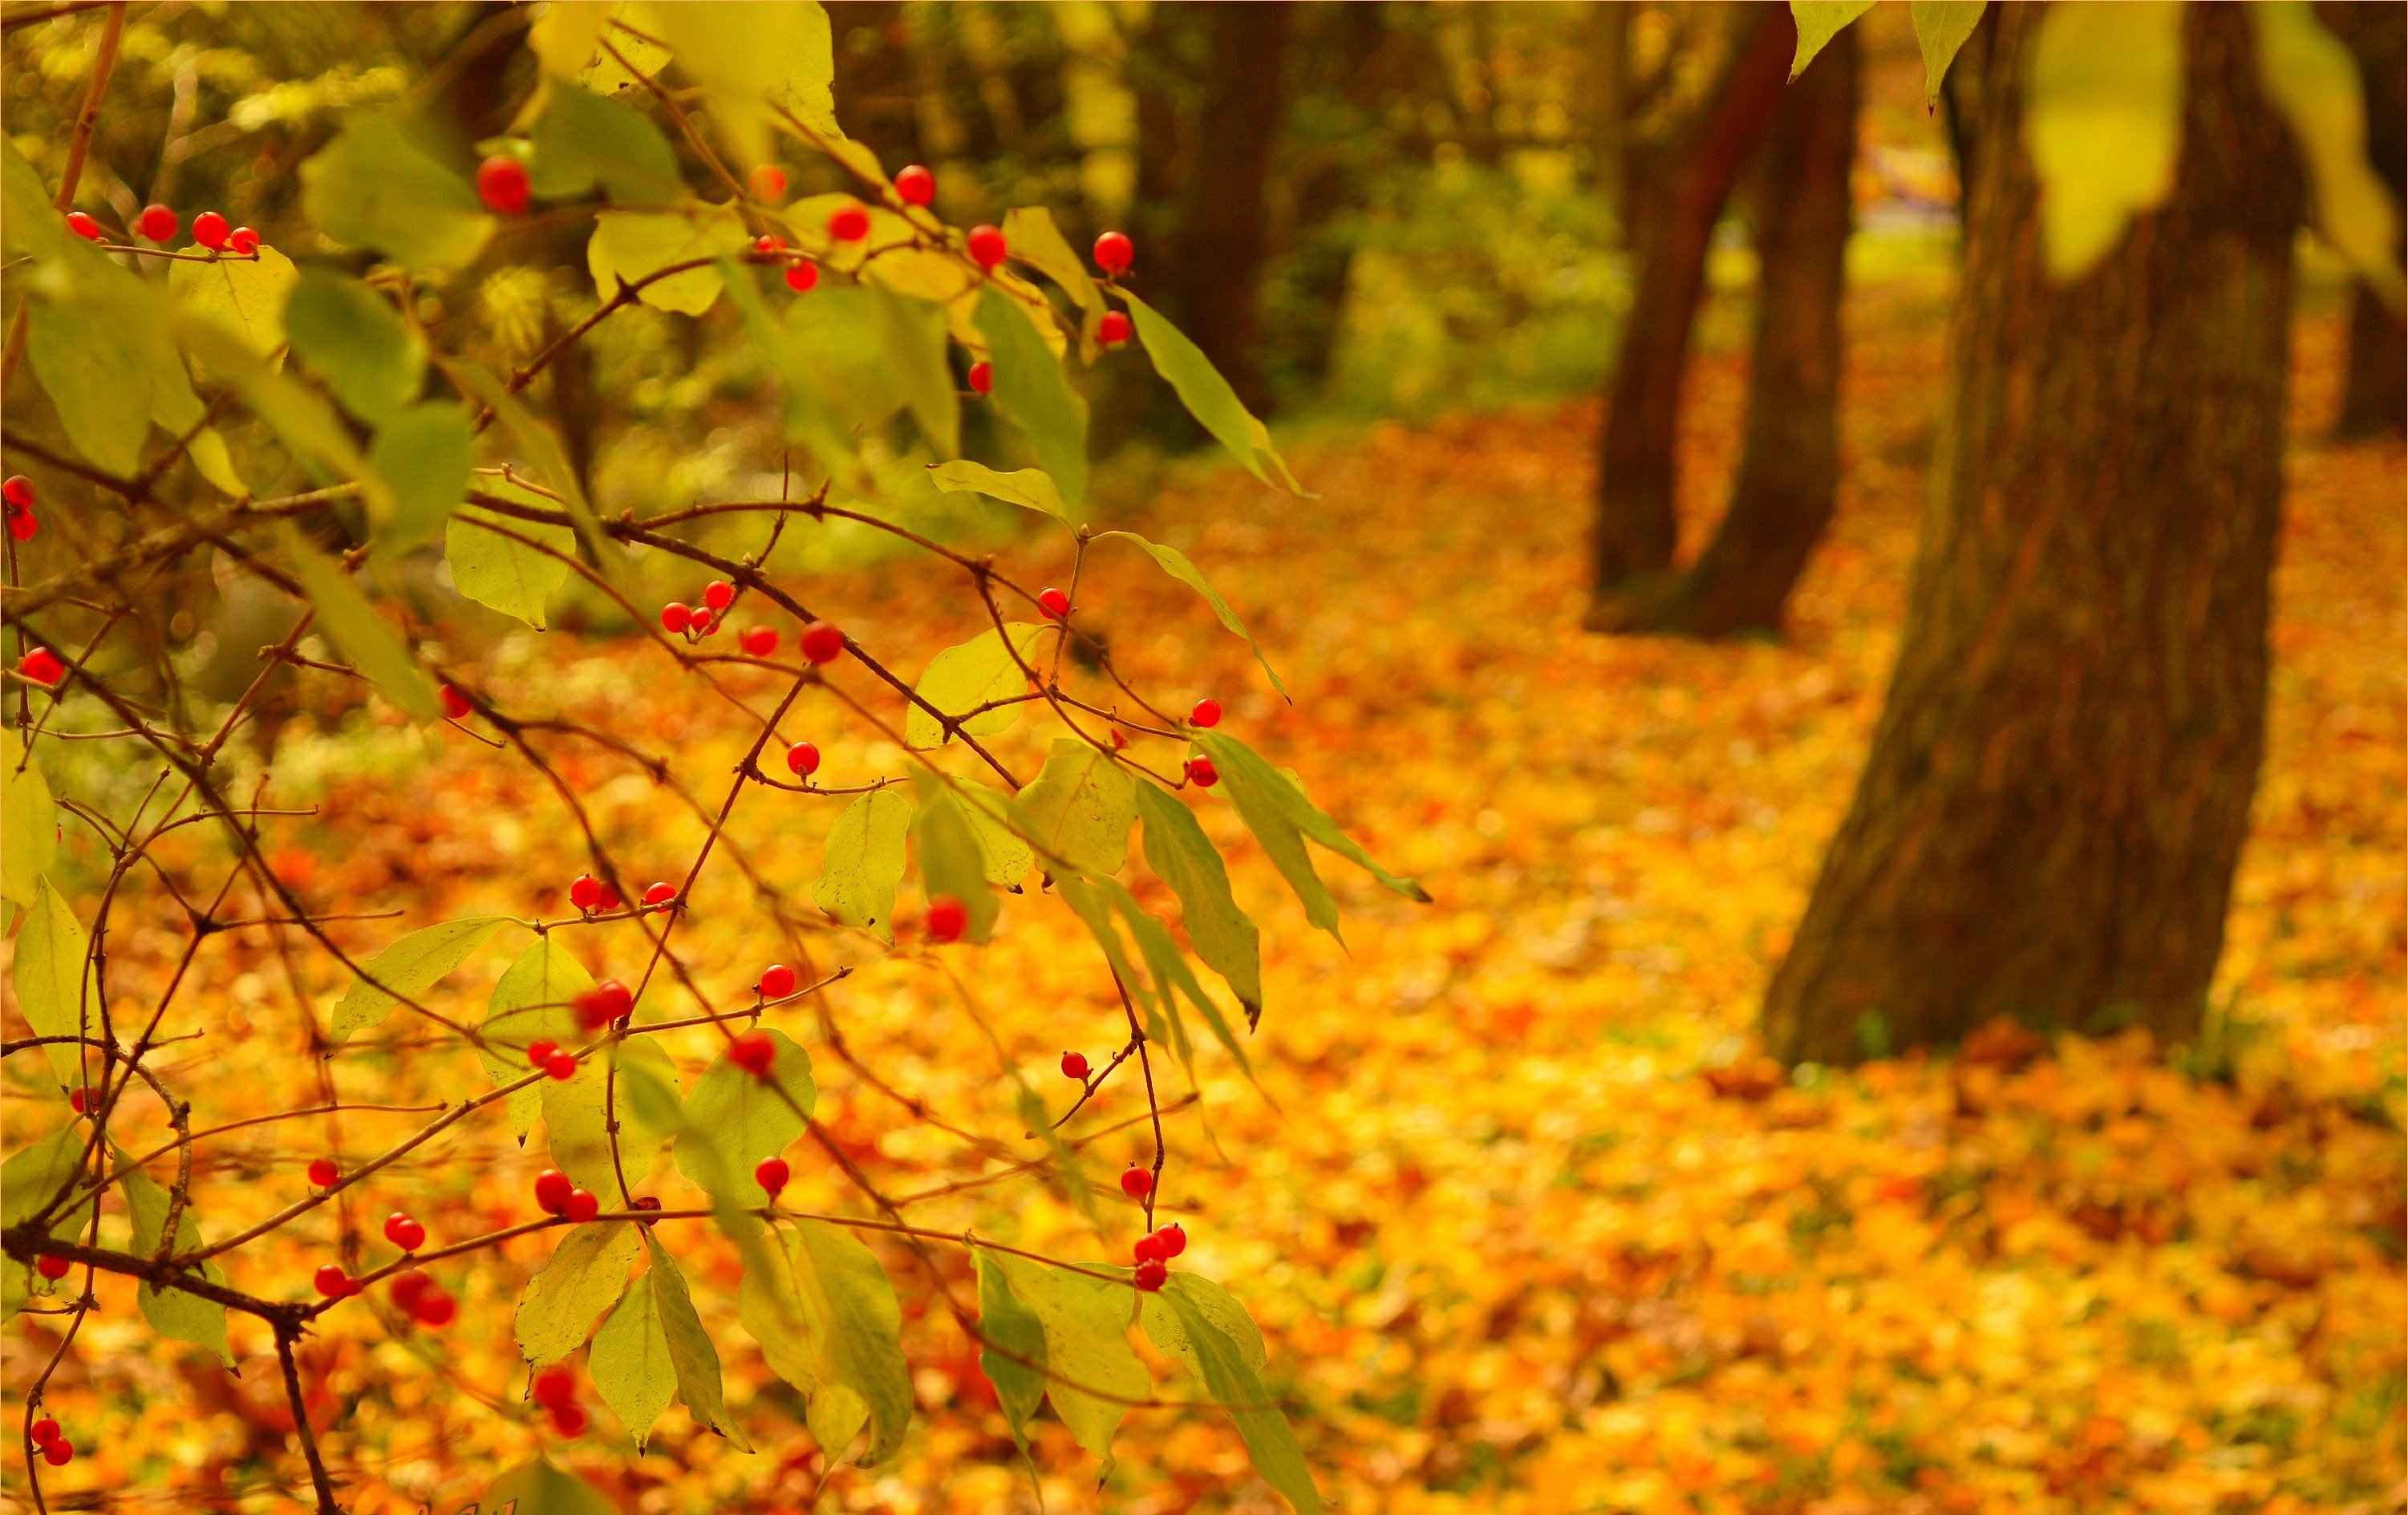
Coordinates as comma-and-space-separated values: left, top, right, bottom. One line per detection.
7, 295, 2401, 1515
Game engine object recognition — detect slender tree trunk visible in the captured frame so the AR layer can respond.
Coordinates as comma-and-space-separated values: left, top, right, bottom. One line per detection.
1602, 27, 1860, 638
1587, 10, 1790, 605
2323, 1, 2405, 439
1762, 6, 2304, 1064
1169, 1, 1292, 416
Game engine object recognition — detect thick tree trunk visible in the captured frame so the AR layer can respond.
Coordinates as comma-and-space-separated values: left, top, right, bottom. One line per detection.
1169, 1, 1292, 416
2323, 1, 2405, 439
1761, 6, 2303, 1064
1601, 26, 1859, 638
1587, 10, 1790, 603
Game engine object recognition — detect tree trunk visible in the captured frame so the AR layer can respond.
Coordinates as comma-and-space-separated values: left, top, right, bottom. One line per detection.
1761, 5, 2303, 1065
2323, 0, 2405, 439
1600, 26, 1859, 638
1587, 10, 1791, 604
1169, 1, 1292, 416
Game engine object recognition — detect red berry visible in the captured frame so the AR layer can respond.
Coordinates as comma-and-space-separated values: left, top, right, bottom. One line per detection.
30, 1418, 58, 1447
2, 476, 29, 508
750, 163, 787, 201
741, 626, 778, 657
785, 260, 821, 293
534, 1169, 574, 1216
63, 210, 100, 241
410, 1286, 457, 1327
1120, 1165, 1153, 1201
660, 602, 693, 634
894, 164, 935, 206
229, 226, 259, 256
1133, 1258, 1167, 1291
828, 203, 870, 241
313, 1264, 351, 1298
384, 1213, 426, 1251
730, 1031, 776, 1076
5, 505, 33, 543
967, 360, 992, 395
40, 1440, 71, 1467
752, 234, 784, 257
307, 1158, 339, 1189
644, 881, 677, 906
785, 740, 821, 777
388, 1268, 432, 1307
527, 1039, 558, 1066
759, 963, 797, 999
926, 896, 967, 943
569, 875, 602, 912
1133, 1232, 1170, 1264
545, 1053, 578, 1081
1186, 756, 1219, 789
16, 648, 63, 687
1060, 1051, 1089, 1080
136, 203, 177, 242
754, 1156, 789, 1197
1037, 587, 1070, 620
703, 580, 736, 610
574, 979, 632, 1029
1099, 310, 1133, 346
439, 685, 472, 721
563, 1188, 599, 1223
1154, 1222, 1187, 1258
1190, 698, 1222, 728
191, 211, 229, 250
476, 156, 530, 217
532, 1364, 578, 1408
36, 1254, 70, 1281
967, 223, 1007, 270
1093, 230, 1134, 274
67, 1088, 87, 1115
549, 1400, 588, 1437
687, 605, 715, 635
799, 621, 845, 665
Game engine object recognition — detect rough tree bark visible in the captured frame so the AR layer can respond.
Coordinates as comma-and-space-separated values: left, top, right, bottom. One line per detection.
1761, 6, 2304, 1064
1169, 0, 1293, 416
1587, 10, 1790, 603
2322, 1, 2404, 439
1601, 26, 1859, 638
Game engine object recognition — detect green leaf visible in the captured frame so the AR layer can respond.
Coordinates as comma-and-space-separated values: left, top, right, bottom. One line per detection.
283, 269, 423, 422
740, 1217, 913, 1464
910, 779, 999, 944
301, 115, 493, 270
639, 1232, 749, 1448
873, 287, 959, 456
14, 879, 91, 1084
529, 2, 607, 78
3, 140, 59, 261
905, 624, 1043, 748
1000, 205, 1107, 338
1790, 1, 1877, 79
590, 1270, 675, 1446
181, 322, 380, 513
1154, 1288, 1321, 1513
1908, 2, 1987, 105
1134, 783, 1264, 1024
1138, 1272, 1268, 1379
2, 731, 57, 908
783, 282, 909, 432
1020, 738, 1137, 877
330, 914, 509, 1041
1054, 873, 1159, 1038
515, 1221, 644, 1366
959, 784, 1034, 889
117, 1156, 233, 1364
1195, 730, 1429, 905
676, 1028, 816, 1205
1118, 290, 1294, 491
483, 1458, 618, 1515
925, 461, 1070, 523
481, 935, 590, 1138
648, 1, 837, 167
375, 403, 474, 546
448, 498, 574, 627
1096, 530, 1287, 699
2025, 1, 2184, 280
170, 245, 300, 362
814, 788, 914, 938
2250, 2, 2404, 309
530, 81, 682, 204
590, 208, 750, 316
975, 1252, 1048, 1445
990, 1254, 1149, 1460
3, 1125, 87, 1229
27, 283, 151, 475
975, 286, 1088, 510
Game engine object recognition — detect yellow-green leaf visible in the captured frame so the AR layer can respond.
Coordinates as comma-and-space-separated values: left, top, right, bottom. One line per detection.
14, 878, 92, 1084
515, 1221, 644, 1367
1097, 529, 1288, 699
448, 500, 574, 628
640, 1233, 748, 1448
1019, 738, 1137, 877
119, 1157, 234, 1365
975, 286, 1088, 509
990, 1254, 1149, 1460
590, 1270, 675, 1446
171, 245, 299, 363
1909, 2, 1988, 106
2250, 1, 2404, 309
904, 623, 1044, 748
813, 788, 914, 938
739, 1218, 913, 1464
590, 209, 749, 316
375, 402, 474, 546
480, 935, 590, 1138
329, 915, 509, 1041
676, 1028, 816, 1205
925, 461, 1070, 523
283, 269, 421, 421
2, 730, 57, 908
1135, 781, 1264, 1023
910, 779, 999, 943
1119, 290, 1295, 492
282, 530, 443, 725
301, 115, 494, 271
1791, 2, 1877, 79
2025, 1, 2185, 279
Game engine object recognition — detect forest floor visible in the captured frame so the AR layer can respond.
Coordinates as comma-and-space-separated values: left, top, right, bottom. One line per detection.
10, 296, 2401, 1515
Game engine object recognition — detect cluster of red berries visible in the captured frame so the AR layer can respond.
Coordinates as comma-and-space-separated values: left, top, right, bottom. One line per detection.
15, 646, 64, 688
535, 1167, 602, 1223
659, 578, 735, 638
5, 476, 38, 541
30, 1415, 72, 1467
750, 233, 822, 294
526, 1039, 578, 1081
573, 978, 634, 1031
388, 1267, 458, 1327
533, 1364, 588, 1437
567, 873, 623, 913
1131, 1221, 1186, 1290
66, 203, 258, 255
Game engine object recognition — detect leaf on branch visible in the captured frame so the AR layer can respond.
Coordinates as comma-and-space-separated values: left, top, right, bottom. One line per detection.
516, 1221, 644, 1367
910, 778, 999, 943
590, 208, 750, 317
448, 480, 575, 628
905, 624, 1044, 749
987, 1254, 1149, 1461
374, 402, 475, 548
172, 244, 299, 363
814, 788, 914, 939
739, 1218, 914, 1464
873, 286, 959, 456
2, 1124, 87, 1229
483, 1458, 618, 1515
1118, 291, 1299, 492
529, 2, 609, 79
300, 115, 493, 271
283, 269, 422, 422
958, 783, 1035, 889
925, 461, 1071, 524
26, 245, 153, 476
1001, 205, 1108, 347
1020, 739, 1137, 877
975, 1252, 1048, 1449
1135, 781, 1265, 1026
1189, 732, 1426, 946
330, 914, 509, 1041
2, 731, 57, 909
676, 1028, 817, 1206
480, 935, 590, 1138
444, 360, 611, 571
117, 1155, 234, 1365
1095, 529, 1288, 699
2, 140, 59, 261
974, 286, 1088, 510
1790, 2, 1877, 79
2250, 1, 2405, 310
530, 80, 682, 204
645, 0, 837, 168
1147, 1286, 1321, 1514
1908, 2, 1987, 107
640, 1233, 750, 1448
14, 879, 92, 1085
590, 1270, 675, 1446
2025, 1, 2184, 280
